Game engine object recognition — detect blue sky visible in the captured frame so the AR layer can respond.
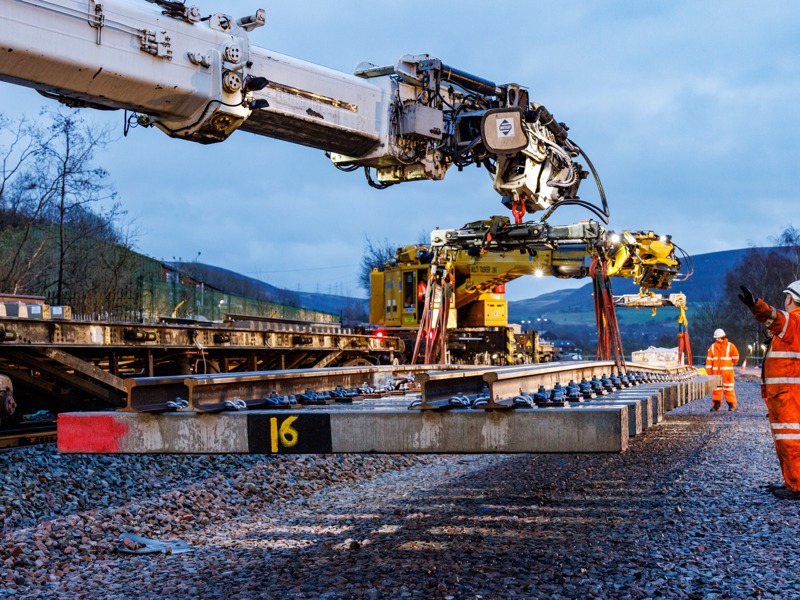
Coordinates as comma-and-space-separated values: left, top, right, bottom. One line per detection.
1, 0, 799, 300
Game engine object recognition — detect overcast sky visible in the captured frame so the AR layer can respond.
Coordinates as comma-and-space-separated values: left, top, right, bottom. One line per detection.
2, 0, 799, 300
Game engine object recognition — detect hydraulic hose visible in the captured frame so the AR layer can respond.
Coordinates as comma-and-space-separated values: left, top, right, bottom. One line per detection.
441, 64, 502, 97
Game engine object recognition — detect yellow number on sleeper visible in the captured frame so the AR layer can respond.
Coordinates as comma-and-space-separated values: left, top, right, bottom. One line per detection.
270, 416, 299, 452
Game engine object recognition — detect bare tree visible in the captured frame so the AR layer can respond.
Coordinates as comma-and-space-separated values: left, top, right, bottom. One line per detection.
0, 110, 132, 313
39, 111, 120, 304
358, 235, 397, 292
771, 224, 800, 283
0, 115, 54, 292
701, 224, 800, 363
723, 227, 800, 310
0, 115, 46, 212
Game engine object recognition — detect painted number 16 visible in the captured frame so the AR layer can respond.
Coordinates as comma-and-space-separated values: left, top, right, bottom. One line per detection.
270, 415, 299, 453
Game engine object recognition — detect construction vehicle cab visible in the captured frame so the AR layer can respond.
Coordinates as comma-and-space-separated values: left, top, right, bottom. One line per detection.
370, 245, 554, 365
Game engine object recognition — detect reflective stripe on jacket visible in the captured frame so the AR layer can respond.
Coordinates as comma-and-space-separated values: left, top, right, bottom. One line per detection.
752, 299, 800, 397
751, 298, 800, 491
705, 338, 739, 381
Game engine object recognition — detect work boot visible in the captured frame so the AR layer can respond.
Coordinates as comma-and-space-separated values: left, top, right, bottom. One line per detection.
772, 487, 800, 500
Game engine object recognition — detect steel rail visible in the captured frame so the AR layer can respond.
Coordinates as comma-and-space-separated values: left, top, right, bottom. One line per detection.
418, 361, 693, 408
122, 361, 694, 413
0, 423, 57, 449
123, 364, 474, 412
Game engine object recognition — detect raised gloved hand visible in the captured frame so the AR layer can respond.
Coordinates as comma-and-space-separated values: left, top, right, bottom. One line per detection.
738, 285, 757, 308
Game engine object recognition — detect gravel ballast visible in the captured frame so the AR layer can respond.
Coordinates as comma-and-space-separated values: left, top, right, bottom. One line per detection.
2, 375, 795, 599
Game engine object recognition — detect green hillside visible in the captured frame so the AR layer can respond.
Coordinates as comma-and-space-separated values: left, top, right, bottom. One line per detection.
508, 248, 756, 352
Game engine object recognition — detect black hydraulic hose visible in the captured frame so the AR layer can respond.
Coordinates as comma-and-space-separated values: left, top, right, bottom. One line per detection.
144, 0, 187, 13
325, 151, 360, 172
453, 136, 484, 167
540, 198, 609, 224
577, 146, 610, 219
525, 106, 569, 145
364, 167, 396, 190
441, 64, 502, 97
673, 243, 695, 281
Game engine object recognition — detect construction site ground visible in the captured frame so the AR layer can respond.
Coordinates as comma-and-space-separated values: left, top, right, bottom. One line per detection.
1, 373, 792, 599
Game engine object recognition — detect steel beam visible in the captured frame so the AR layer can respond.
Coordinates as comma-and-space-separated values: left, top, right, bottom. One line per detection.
37, 347, 125, 392
5, 350, 124, 404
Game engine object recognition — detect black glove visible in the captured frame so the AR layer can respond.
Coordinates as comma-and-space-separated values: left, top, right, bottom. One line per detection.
738, 285, 757, 308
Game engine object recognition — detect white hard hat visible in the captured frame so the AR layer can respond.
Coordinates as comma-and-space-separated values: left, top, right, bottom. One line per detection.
783, 280, 800, 304
713, 328, 726, 339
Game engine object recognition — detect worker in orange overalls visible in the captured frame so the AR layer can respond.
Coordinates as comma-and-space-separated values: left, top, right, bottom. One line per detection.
740, 281, 800, 500
416, 271, 428, 317
705, 328, 739, 412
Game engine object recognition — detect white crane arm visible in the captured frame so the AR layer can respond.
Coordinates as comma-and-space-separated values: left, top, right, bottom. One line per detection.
0, 0, 601, 211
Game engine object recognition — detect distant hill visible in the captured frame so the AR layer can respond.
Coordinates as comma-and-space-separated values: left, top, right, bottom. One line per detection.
171, 261, 368, 318
509, 248, 753, 322
506, 247, 757, 352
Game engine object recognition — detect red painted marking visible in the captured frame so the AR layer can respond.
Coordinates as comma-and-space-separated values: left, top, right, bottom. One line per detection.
57, 413, 129, 453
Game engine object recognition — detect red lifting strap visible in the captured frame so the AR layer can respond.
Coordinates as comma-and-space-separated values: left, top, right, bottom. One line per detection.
411, 277, 433, 365
678, 331, 693, 367
411, 272, 451, 365
589, 258, 626, 371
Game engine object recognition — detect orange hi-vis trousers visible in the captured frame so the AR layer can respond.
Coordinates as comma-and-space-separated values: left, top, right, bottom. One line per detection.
705, 339, 739, 408
751, 299, 800, 492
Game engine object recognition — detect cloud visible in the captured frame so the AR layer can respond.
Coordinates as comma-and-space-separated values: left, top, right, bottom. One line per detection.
1, 0, 799, 300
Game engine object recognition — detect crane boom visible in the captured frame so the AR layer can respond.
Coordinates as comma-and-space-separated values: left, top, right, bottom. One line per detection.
0, 0, 597, 213
0, 0, 381, 151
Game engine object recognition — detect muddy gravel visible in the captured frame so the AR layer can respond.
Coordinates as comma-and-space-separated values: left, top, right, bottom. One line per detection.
1, 375, 795, 599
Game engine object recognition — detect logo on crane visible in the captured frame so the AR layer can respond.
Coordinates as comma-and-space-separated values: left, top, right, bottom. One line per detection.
497, 119, 514, 137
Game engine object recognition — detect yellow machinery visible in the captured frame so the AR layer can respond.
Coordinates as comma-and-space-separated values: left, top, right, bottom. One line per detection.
613, 292, 693, 366
370, 217, 690, 365
370, 248, 540, 365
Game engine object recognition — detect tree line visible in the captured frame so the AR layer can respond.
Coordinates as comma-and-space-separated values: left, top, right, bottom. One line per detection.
692, 226, 800, 365
0, 109, 143, 315
0, 110, 337, 322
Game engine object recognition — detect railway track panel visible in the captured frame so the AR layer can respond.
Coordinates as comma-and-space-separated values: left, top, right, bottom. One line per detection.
0, 316, 404, 419
57, 363, 719, 454
123, 364, 464, 413
417, 361, 689, 408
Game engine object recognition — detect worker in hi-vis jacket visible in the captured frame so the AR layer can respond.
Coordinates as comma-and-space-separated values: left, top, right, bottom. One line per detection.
740, 281, 800, 500
705, 328, 739, 412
